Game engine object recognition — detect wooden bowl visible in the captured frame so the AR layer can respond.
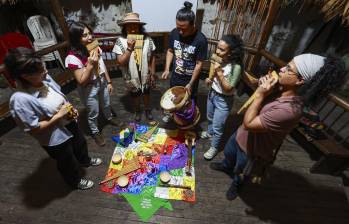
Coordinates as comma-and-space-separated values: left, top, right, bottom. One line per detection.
117, 175, 129, 187
160, 171, 171, 183
112, 153, 122, 164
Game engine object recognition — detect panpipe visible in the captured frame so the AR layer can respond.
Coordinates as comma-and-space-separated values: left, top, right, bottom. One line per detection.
184, 131, 196, 176
237, 71, 279, 114
86, 39, 100, 76
208, 53, 222, 80
66, 104, 78, 120
127, 34, 144, 71
135, 121, 159, 143
99, 157, 140, 184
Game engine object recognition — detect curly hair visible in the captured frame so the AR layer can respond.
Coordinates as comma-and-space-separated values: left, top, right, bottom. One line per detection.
221, 34, 245, 67
301, 56, 346, 105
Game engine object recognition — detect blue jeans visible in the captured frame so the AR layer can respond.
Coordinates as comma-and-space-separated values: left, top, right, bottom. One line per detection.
222, 132, 248, 186
78, 75, 112, 135
207, 90, 233, 148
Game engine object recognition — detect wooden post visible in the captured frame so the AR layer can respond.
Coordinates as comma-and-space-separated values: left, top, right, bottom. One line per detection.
248, 0, 280, 71
50, 0, 69, 59
50, 0, 69, 41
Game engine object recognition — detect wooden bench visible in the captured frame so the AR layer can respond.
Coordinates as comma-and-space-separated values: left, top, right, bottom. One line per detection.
294, 94, 349, 174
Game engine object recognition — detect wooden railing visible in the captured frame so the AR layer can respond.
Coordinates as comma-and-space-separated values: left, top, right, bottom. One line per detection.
0, 33, 163, 120
1, 36, 348, 147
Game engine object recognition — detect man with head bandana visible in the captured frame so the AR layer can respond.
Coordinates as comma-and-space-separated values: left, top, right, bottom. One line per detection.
209, 53, 346, 200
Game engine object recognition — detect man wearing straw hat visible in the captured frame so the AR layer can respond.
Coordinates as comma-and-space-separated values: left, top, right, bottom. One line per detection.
161, 1, 208, 123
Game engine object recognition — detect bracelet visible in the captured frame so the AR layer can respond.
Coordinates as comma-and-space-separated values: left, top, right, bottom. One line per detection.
126, 47, 133, 52
107, 82, 112, 85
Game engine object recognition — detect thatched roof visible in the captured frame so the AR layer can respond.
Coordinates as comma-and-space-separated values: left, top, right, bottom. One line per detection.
320, 0, 349, 25
0, 0, 19, 5
282, 0, 349, 26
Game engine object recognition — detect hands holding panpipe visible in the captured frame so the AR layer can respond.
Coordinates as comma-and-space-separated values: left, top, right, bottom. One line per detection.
86, 40, 101, 75
237, 71, 279, 114
208, 53, 223, 80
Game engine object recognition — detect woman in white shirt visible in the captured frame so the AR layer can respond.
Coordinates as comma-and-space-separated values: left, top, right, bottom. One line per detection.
202, 35, 244, 160
66, 21, 122, 147
5, 47, 102, 190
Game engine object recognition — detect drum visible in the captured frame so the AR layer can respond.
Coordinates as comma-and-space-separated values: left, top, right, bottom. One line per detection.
160, 86, 200, 129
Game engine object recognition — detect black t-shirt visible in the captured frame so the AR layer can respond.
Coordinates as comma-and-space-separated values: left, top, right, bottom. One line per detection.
169, 28, 208, 85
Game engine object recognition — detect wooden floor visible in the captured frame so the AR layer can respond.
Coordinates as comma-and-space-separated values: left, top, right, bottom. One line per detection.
1, 76, 349, 224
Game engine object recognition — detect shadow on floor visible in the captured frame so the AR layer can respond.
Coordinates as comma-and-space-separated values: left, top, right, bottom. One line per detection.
18, 158, 75, 209
238, 166, 349, 224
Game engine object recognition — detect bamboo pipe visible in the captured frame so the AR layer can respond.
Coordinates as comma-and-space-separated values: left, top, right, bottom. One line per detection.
127, 34, 144, 71
86, 39, 100, 76
237, 71, 279, 114
208, 53, 222, 80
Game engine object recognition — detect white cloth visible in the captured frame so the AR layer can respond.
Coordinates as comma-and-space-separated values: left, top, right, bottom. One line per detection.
112, 36, 156, 91
65, 49, 107, 80
35, 85, 66, 114
212, 63, 234, 95
293, 53, 325, 82
37, 85, 70, 125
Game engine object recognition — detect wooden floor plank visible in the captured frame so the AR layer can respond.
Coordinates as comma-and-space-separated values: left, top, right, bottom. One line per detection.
0, 76, 348, 223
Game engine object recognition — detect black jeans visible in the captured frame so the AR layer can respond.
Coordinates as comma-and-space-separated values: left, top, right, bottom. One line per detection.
43, 121, 91, 188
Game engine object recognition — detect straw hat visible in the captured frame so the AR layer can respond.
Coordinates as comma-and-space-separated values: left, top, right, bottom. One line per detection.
118, 12, 146, 26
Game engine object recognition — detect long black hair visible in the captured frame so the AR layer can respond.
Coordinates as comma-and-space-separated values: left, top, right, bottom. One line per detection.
176, 1, 195, 25
4, 47, 44, 88
67, 21, 92, 58
301, 56, 346, 104
221, 34, 244, 67
121, 25, 149, 38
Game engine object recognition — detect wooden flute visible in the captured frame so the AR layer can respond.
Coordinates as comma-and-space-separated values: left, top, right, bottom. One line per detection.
86, 39, 101, 76
237, 71, 279, 114
208, 53, 222, 80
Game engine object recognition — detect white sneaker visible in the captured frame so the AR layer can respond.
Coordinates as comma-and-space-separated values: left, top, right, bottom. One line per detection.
162, 114, 172, 123
204, 147, 219, 160
200, 131, 212, 139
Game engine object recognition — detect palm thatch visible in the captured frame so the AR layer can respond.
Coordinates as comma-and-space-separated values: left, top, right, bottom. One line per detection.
282, 0, 349, 26
0, 0, 19, 5
320, 0, 349, 26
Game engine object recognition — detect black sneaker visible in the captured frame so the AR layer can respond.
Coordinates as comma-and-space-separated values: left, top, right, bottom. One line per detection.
226, 183, 238, 200
93, 133, 106, 147
108, 117, 125, 128
77, 179, 94, 190
145, 109, 153, 120
134, 111, 141, 122
210, 162, 234, 177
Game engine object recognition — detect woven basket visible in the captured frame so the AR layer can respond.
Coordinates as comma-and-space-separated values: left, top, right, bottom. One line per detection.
173, 106, 201, 130
160, 86, 189, 112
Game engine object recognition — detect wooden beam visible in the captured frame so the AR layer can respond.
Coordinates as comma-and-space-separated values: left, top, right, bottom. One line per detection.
34, 41, 69, 56
50, 0, 69, 41
249, 0, 280, 70
260, 49, 286, 67
50, 0, 69, 61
